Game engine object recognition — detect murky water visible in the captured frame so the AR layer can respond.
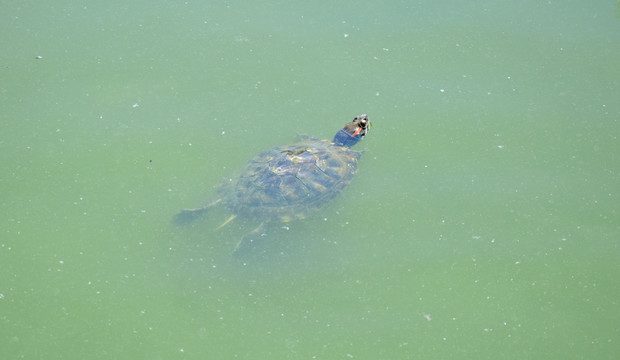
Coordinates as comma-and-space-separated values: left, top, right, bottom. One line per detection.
2, 1, 619, 358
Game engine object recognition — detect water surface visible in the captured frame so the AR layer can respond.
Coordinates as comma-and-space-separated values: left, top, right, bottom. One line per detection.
2, 0, 619, 358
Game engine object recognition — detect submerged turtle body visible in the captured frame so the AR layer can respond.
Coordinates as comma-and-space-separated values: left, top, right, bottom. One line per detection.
176, 114, 371, 253
220, 136, 361, 224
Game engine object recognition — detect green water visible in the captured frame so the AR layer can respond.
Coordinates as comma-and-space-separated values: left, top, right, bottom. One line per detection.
2, 0, 619, 359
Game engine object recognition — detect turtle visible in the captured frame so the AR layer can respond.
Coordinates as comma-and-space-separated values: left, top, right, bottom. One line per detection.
175, 114, 372, 253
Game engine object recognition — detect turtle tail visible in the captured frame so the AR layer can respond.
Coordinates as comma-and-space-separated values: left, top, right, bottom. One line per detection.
173, 199, 222, 225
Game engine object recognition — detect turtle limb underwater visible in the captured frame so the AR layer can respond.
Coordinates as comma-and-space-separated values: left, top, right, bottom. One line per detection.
173, 199, 223, 225
175, 199, 263, 254
175, 114, 372, 254
233, 222, 266, 254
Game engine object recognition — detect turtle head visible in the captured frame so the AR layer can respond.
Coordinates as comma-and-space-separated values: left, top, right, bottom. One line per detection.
332, 114, 371, 147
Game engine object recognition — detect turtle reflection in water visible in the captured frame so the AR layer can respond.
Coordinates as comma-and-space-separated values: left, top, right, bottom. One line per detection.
175, 114, 372, 253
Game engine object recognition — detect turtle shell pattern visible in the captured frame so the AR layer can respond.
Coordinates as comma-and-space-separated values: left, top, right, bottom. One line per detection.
218, 136, 361, 223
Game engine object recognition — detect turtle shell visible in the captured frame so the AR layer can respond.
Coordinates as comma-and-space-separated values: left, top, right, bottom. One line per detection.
218, 136, 361, 223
